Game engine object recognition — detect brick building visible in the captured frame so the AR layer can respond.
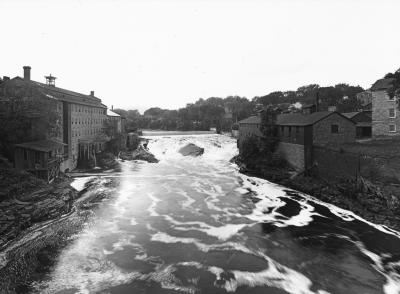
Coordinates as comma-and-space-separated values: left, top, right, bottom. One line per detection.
0, 66, 108, 174
370, 78, 398, 137
238, 111, 356, 171
276, 111, 356, 170
107, 108, 123, 135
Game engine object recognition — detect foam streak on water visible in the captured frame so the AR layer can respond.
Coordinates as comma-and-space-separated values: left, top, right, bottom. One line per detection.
33, 134, 400, 294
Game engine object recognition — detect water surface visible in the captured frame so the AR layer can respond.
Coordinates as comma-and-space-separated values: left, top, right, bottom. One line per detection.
32, 134, 400, 294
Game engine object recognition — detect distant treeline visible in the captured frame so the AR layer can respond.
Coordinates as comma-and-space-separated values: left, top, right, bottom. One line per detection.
114, 83, 366, 132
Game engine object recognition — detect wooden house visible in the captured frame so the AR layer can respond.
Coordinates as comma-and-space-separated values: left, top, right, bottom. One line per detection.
14, 139, 67, 182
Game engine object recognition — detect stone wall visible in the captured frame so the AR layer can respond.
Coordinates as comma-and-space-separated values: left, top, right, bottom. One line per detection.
277, 142, 305, 170
313, 145, 400, 184
372, 90, 400, 137
313, 113, 355, 145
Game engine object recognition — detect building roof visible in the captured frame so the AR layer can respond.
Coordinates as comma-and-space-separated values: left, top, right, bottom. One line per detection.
107, 109, 121, 117
15, 139, 66, 152
4, 77, 106, 108
370, 78, 395, 91
356, 122, 371, 127
342, 112, 359, 119
302, 103, 316, 109
276, 111, 354, 126
238, 116, 261, 124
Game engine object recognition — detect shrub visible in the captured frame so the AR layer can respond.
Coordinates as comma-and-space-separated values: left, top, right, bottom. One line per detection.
240, 135, 261, 160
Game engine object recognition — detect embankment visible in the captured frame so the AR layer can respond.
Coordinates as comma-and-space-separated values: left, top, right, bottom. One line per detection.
0, 176, 119, 292
0, 141, 160, 292
233, 154, 400, 232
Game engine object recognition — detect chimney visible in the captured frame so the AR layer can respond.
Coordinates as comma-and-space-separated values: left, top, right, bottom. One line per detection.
23, 66, 31, 81
90, 91, 94, 96
111, 105, 113, 110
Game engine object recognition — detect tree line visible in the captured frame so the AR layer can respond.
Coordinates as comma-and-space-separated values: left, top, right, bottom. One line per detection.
113, 82, 366, 132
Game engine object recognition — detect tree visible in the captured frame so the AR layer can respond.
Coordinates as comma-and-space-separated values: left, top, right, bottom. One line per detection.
384, 69, 400, 107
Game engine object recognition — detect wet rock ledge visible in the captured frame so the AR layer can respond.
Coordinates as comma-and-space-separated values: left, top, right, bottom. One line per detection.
119, 146, 159, 163
232, 154, 400, 232
0, 168, 119, 292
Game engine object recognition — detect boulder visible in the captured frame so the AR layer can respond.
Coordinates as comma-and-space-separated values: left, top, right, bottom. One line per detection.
178, 143, 204, 157
120, 148, 159, 163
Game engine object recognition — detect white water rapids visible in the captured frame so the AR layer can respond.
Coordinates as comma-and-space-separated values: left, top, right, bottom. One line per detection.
30, 134, 400, 294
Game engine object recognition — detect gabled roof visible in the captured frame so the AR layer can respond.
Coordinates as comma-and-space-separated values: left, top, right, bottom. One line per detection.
3, 77, 106, 108
238, 116, 261, 124
342, 112, 359, 119
15, 139, 66, 152
276, 111, 355, 126
370, 78, 395, 91
107, 109, 120, 117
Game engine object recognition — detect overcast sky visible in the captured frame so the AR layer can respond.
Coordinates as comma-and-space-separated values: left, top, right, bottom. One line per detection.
1, 0, 399, 113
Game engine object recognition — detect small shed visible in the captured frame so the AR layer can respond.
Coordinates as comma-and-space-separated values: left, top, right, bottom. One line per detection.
14, 139, 66, 182
342, 111, 372, 138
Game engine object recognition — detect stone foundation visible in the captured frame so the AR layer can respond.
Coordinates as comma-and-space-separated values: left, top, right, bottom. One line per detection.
277, 142, 305, 171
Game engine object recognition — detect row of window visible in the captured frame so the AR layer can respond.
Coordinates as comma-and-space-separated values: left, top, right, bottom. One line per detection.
72, 117, 106, 125
280, 125, 340, 136
72, 128, 101, 137
72, 104, 106, 115
388, 108, 397, 132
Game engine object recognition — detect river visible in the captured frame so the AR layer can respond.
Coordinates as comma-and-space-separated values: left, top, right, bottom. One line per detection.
29, 134, 400, 294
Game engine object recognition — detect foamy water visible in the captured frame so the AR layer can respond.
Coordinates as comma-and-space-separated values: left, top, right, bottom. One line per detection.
31, 134, 400, 294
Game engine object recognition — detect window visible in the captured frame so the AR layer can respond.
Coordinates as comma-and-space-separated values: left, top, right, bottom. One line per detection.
389, 108, 396, 118
23, 149, 27, 160
288, 126, 292, 136
296, 126, 300, 134
331, 124, 339, 133
389, 124, 396, 133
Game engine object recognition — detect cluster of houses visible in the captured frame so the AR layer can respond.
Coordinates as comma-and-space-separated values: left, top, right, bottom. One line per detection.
0, 66, 126, 182
238, 76, 398, 171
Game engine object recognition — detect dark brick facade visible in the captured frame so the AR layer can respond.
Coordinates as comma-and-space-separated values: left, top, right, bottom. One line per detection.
0, 67, 108, 172
313, 112, 356, 146
238, 112, 356, 171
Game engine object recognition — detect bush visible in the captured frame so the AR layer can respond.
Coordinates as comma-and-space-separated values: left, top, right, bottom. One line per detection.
239, 135, 285, 168
240, 135, 261, 160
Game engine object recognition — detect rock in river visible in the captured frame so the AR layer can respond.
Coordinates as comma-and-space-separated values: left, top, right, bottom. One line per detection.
178, 143, 204, 157
120, 148, 159, 163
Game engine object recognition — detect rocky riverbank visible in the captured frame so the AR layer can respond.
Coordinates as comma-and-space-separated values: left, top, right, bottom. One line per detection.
0, 175, 120, 292
0, 173, 77, 249
232, 154, 400, 232
0, 139, 162, 292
